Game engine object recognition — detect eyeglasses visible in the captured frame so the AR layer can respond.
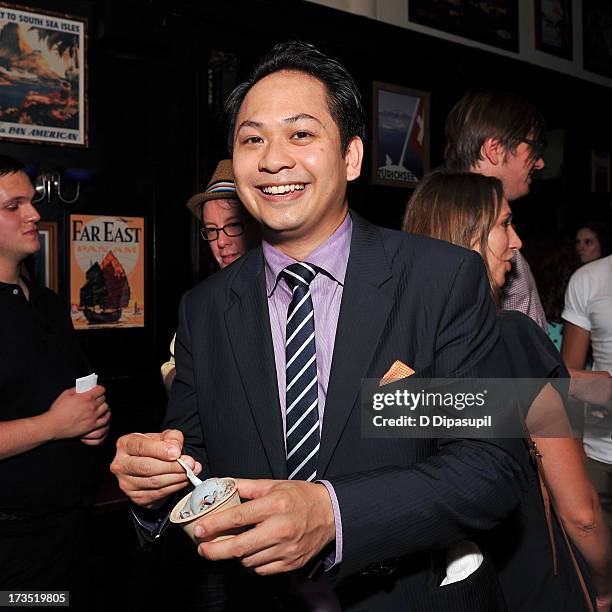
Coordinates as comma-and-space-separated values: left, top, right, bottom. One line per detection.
522, 138, 546, 159
200, 219, 251, 241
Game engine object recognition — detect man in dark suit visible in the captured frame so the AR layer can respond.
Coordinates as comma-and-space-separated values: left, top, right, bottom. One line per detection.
112, 41, 529, 610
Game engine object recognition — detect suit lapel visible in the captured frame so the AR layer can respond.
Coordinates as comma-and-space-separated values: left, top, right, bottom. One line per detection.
318, 214, 395, 477
225, 250, 288, 479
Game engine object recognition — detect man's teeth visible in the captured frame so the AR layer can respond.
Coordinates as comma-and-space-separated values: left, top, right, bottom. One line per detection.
262, 184, 305, 195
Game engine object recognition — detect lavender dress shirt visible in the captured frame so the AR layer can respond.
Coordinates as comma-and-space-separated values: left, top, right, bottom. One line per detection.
262, 213, 352, 569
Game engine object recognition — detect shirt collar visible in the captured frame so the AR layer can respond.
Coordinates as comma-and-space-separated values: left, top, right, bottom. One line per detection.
0, 275, 42, 301
263, 213, 352, 297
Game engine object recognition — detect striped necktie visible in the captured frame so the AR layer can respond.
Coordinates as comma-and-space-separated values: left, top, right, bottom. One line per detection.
283, 262, 320, 482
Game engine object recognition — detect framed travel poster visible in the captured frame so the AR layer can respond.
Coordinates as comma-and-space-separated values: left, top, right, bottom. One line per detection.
371, 82, 429, 188
69, 215, 145, 329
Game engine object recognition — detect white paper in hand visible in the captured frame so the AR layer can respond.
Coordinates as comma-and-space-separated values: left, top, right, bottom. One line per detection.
76, 373, 98, 393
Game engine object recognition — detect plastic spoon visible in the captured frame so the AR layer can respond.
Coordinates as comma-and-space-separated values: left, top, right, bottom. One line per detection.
177, 457, 202, 487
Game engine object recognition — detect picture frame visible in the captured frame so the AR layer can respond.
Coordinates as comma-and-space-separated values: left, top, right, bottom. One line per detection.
371, 81, 430, 189
69, 215, 145, 330
535, 0, 572, 60
583, 1, 612, 79
408, 0, 519, 52
590, 150, 611, 194
35, 221, 58, 292
0, 2, 87, 146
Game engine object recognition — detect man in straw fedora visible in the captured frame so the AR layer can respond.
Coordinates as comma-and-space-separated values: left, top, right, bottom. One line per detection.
161, 159, 260, 393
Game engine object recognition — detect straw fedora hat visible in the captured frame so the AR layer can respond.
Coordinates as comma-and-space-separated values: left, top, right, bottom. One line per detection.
186, 159, 238, 220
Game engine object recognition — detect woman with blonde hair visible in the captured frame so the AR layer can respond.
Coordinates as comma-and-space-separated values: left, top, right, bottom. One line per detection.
403, 170, 612, 612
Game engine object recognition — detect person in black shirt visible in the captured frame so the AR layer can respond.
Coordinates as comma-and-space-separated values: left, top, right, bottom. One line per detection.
0, 155, 110, 596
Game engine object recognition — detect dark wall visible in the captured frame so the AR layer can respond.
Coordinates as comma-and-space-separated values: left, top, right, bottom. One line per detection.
185, 0, 612, 230
3, 0, 612, 488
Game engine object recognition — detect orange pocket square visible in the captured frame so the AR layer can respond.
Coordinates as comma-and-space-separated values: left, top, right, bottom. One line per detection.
379, 360, 416, 386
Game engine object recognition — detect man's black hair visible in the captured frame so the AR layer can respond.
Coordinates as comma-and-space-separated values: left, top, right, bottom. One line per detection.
225, 40, 366, 155
0, 154, 25, 177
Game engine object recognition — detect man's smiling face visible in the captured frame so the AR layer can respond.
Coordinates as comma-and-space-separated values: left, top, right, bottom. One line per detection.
231, 70, 362, 255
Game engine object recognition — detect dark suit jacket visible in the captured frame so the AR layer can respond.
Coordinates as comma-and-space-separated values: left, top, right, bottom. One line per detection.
165, 212, 530, 611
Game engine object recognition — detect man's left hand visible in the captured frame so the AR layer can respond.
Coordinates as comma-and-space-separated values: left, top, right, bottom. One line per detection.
194, 479, 336, 575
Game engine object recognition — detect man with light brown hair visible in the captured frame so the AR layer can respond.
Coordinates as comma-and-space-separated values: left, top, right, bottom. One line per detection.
444, 88, 548, 329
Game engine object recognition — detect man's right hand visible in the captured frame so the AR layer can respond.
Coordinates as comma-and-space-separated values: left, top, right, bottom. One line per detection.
110, 429, 202, 508
45, 385, 110, 441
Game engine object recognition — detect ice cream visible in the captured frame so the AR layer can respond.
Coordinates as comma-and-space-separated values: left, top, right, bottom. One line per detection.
178, 477, 234, 519
170, 476, 240, 543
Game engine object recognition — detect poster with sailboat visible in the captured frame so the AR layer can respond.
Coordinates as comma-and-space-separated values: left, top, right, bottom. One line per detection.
0, 3, 86, 146
70, 215, 145, 330
371, 82, 429, 188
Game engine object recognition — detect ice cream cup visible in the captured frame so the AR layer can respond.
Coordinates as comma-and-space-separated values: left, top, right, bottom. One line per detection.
170, 477, 241, 544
